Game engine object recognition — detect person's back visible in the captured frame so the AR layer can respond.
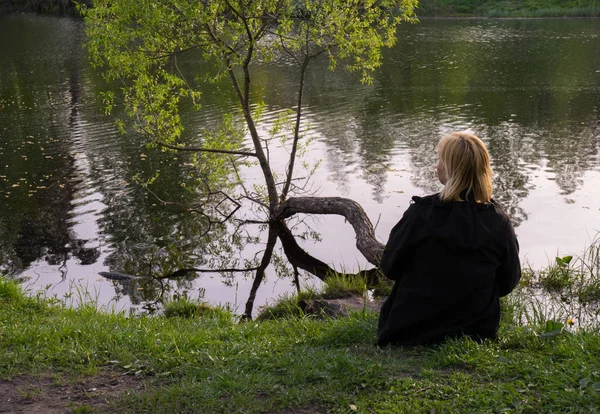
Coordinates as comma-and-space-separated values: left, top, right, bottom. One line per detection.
377, 132, 521, 347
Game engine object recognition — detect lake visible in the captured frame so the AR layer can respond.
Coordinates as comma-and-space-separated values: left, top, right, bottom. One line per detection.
0, 14, 599, 315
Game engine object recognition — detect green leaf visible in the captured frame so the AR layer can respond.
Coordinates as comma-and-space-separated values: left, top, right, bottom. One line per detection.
540, 320, 564, 338
555, 255, 573, 267
579, 377, 591, 388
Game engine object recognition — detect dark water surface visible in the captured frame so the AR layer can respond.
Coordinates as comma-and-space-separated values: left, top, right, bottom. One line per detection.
1, 15, 599, 313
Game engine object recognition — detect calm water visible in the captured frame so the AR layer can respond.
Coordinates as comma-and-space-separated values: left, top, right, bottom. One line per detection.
1, 15, 599, 314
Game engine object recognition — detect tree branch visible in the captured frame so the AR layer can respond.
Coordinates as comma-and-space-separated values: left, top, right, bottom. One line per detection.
280, 56, 310, 202
100, 266, 260, 281
155, 266, 260, 280
277, 197, 385, 265
157, 141, 257, 157
275, 221, 381, 286
227, 62, 279, 212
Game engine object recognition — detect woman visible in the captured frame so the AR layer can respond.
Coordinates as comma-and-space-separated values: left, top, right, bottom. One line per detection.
377, 132, 521, 346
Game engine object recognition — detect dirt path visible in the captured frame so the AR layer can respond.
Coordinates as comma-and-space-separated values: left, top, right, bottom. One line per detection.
0, 368, 148, 413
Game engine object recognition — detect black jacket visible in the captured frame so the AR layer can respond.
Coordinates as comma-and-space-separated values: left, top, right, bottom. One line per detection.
377, 194, 521, 346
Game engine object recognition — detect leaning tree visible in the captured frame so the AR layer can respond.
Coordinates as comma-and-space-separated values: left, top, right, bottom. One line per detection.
81, 0, 418, 319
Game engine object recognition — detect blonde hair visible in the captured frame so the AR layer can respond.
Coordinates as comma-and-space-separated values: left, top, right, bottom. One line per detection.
437, 132, 493, 203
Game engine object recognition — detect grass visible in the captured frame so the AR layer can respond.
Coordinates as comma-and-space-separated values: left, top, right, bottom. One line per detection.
417, 0, 600, 17
321, 272, 368, 299
486, 6, 600, 17
162, 296, 233, 323
512, 240, 600, 328
1, 242, 600, 412
255, 289, 318, 320
256, 272, 380, 320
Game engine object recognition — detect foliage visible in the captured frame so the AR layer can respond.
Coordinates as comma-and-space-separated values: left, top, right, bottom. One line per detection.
539, 254, 574, 291
80, 0, 418, 172
0, 277, 21, 301
79, 0, 418, 316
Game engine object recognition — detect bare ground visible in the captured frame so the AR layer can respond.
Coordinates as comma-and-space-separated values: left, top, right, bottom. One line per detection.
0, 368, 148, 413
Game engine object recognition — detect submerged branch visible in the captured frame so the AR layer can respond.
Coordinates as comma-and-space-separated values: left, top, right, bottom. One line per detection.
157, 141, 257, 157
100, 266, 260, 282
155, 266, 260, 280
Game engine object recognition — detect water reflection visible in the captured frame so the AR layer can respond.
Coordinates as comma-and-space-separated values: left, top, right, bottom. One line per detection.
0, 16, 599, 310
0, 15, 99, 276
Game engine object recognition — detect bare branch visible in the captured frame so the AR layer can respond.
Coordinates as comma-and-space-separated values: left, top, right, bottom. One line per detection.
214, 190, 242, 222
227, 61, 280, 211
240, 194, 269, 209
204, 23, 241, 59
229, 156, 250, 195
100, 266, 260, 282
233, 219, 269, 225
141, 44, 202, 60
280, 56, 310, 202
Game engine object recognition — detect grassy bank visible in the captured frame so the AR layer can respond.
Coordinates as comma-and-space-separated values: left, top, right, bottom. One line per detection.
2, 253, 600, 413
418, 0, 600, 17
4, 1, 599, 17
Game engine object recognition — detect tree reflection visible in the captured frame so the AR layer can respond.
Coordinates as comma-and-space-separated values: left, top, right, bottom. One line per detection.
0, 18, 100, 276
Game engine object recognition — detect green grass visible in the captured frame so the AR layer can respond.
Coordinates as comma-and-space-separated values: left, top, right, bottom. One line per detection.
321, 272, 369, 299
512, 241, 600, 328
2, 240, 600, 411
417, 0, 600, 17
1, 272, 600, 413
256, 272, 371, 320
255, 289, 318, 320
163, 297, 233, 323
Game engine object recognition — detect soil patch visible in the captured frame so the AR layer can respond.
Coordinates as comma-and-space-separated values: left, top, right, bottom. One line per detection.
0, 367, 148, 413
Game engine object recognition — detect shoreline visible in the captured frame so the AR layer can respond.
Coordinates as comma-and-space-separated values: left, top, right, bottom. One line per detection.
417, 15, 600, 19
1, 6, 599, 19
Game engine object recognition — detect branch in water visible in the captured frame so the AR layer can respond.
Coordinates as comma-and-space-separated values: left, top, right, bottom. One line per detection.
157, 141, 257, 157
277, 197, 385, 265
155, 267, 260, 280
275, 222, 381, 286
99, 267, 260, 281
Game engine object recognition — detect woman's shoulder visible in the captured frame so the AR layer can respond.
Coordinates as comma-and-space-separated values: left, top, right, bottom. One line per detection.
410, 193, 439, 205
488, 199, 515, 227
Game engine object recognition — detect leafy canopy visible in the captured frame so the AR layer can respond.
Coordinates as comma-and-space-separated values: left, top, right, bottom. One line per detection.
81, 0, 418, 155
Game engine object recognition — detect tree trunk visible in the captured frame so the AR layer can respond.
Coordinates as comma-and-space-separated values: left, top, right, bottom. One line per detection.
241, 223, 278, 320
